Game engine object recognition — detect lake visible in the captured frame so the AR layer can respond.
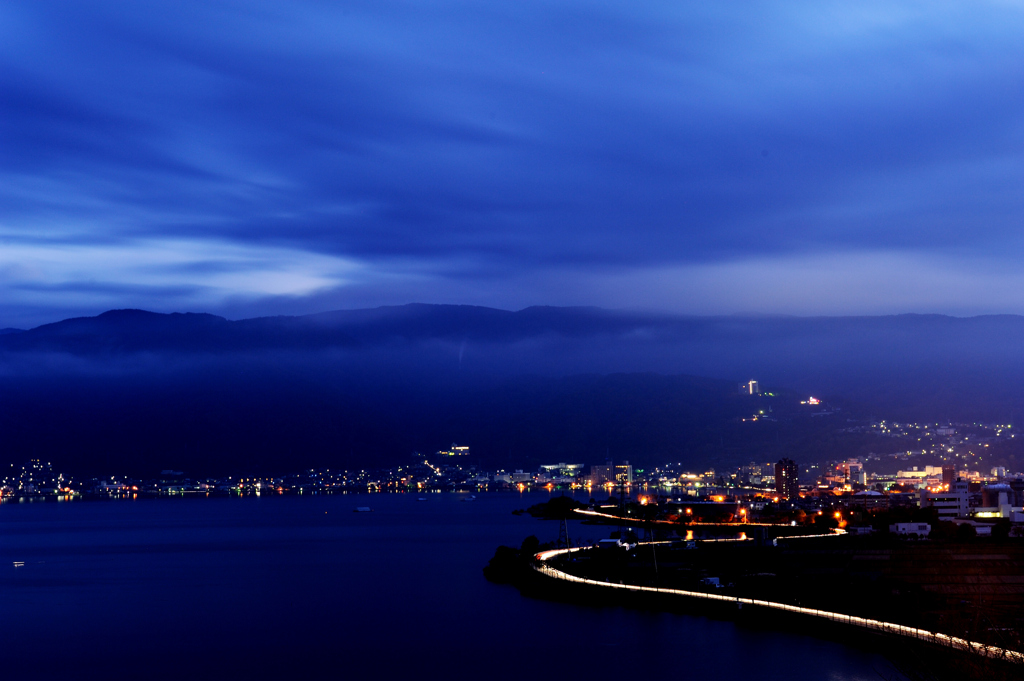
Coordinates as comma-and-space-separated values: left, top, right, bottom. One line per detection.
1, 491, 899, 679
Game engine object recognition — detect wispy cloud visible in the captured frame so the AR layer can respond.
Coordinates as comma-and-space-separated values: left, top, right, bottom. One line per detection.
0, 236, 362, 326
1, 0, 1023, 326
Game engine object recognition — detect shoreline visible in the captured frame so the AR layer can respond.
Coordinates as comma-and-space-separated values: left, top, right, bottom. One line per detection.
526, 543, 1024, 673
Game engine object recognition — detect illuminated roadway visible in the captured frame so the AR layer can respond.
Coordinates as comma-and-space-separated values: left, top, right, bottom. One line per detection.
574, 507, 827, 527
572, 508, 847, 539
533, 544, 1024, 665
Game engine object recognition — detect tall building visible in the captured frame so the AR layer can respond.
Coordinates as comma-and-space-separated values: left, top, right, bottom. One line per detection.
589, 463, 614, 486
775, 458, 799, 500
835, 459, 865, 486
589, 461, 633, 486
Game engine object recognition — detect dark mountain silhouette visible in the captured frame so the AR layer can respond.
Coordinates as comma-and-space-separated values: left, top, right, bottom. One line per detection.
1, 304, 1022, 476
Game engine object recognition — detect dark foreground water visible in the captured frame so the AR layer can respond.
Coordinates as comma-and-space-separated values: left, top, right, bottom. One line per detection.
1, 492, 898, 680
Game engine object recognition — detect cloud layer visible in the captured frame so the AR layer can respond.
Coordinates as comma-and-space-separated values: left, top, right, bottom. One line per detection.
2, 0, 1023, 327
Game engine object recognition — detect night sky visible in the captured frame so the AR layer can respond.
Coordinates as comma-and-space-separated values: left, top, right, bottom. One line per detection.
2, 1, 1023, 329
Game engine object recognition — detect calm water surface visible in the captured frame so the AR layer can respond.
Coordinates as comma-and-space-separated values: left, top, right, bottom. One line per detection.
1, 492, 898, 679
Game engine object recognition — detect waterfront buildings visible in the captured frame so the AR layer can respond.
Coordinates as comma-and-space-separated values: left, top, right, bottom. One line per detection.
16, 460, 63, 494
538, 463, 584, 484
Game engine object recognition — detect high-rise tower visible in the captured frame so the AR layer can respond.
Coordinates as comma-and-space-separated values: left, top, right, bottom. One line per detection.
775, 458, 799, 500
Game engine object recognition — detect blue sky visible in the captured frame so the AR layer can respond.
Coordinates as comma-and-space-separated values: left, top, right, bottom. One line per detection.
2, 0, 1023, 327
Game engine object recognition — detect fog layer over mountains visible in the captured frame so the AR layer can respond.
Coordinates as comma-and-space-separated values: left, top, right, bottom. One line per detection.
1, 305, 1020, 476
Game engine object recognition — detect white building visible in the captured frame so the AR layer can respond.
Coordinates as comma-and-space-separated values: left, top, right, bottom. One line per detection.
889, 522, 931, 537
896, 465, 944, 489
921, 479, 970, 519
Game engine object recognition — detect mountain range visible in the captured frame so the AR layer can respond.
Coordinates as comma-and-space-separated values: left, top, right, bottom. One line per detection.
2, 304, 1022, 476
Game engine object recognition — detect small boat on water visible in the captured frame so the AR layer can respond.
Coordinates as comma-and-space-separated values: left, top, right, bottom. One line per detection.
353, 506, 373, 513
462, 495, 476, 502
417, 497, 428, 501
